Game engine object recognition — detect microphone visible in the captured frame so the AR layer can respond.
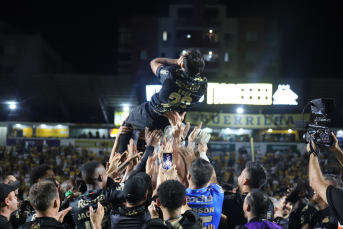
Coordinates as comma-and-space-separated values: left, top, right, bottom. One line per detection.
295, 120, 310, 129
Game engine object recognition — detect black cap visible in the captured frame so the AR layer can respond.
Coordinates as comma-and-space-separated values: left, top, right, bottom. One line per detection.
0, 181, 20, 202
123, 172, 150, 201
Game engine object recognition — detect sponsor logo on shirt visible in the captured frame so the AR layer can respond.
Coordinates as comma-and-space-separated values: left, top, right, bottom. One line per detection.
186, 195, 213, 203
322, 217, 329, 223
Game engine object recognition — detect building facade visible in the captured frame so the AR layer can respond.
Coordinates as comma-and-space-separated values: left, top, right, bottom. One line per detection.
118, 1, 280, 79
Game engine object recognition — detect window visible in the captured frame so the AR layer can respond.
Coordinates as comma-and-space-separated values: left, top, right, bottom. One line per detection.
176, 30, 193, 40
140, 31, 149, 41
224, 53, 229, 62
177, 8, 192, 19
204, 8, 219, 19
264, 55, 276, 66
203, 52, 218, 62
119, 52, 131, 61
140, 51, 147, 60
225, 33, 233, 42
120, 33, 132, 43
161, 52, 166, 57
246, 32, 257, 41
245, 52, 257, 62
163, 32, 168, 41
245, 72, 257, 78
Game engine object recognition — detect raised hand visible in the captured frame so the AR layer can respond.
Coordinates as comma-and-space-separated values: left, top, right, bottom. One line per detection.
174, 122, 185, 140
55, 207, 72, 223
182, 122, 191, 140
148, 201, 159, 219
180, 145, 196, 170
163, 111, 186, 127
188, 122, 203, 143
145, 128, 164, 147
197, 143, 208, 154
146, 153, 158, 176
89, 202, 104, 229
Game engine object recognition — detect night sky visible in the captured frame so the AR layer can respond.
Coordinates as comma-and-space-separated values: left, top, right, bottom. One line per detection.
1, 0, 341, 77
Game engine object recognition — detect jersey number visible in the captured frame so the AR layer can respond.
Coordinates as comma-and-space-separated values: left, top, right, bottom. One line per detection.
200, 216, 213, 229
168, 92, 192, 108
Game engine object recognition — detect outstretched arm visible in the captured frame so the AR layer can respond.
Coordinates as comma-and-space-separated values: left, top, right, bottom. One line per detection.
110, 121, 131, 161
308, 146, 329, 204
150, 58, 178, 75
329, 132, 343, 166
150, 52, 189, 75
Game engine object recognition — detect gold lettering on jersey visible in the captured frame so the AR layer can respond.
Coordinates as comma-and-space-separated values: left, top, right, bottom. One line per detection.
77, 194, 105, 208
192, 207, 214, 213
126, 210, 138, 216
186, 195, 213, 203
31, 213, 37, 221
176, 80, 200, 91
77, 203, 113, 220
178, 89, 191, 97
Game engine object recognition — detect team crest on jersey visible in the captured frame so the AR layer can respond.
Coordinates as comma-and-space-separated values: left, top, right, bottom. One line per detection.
301, 205, 308, 212
322, 217, 329, 223
30, 222, 40, 229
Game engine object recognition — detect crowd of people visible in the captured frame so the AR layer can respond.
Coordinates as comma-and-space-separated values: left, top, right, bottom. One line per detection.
1, 111, 343, 229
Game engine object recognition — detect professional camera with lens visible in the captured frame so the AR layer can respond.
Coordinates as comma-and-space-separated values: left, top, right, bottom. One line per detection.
295, 98, 336, 147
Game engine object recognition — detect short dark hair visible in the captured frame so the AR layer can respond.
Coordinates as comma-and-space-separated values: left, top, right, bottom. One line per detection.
30, 164, 52, 185
41, 177, 59, 188
246, 189, 270, 217
81, 161, 102, 184
189, 158, 213, 187
277, 195, 287, 202
295, 179, 314, 198
183, 48, 205, 75
29, 180, 58, 212
323, 174, 343, 189
245, 162, 267, 189
157, 180, 185, 210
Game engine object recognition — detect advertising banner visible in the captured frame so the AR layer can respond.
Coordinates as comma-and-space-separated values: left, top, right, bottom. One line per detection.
186, 112, 310, 129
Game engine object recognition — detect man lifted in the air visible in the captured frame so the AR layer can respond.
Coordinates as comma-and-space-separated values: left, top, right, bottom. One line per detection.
119, 49, 207, 153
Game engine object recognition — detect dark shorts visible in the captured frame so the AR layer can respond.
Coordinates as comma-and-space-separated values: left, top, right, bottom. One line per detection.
125, 102, 170, 131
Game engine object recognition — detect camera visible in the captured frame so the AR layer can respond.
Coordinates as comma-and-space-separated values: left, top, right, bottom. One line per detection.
296, 98, 336, 147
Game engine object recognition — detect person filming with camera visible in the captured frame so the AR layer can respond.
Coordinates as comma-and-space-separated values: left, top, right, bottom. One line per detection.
308, 132, 343, 228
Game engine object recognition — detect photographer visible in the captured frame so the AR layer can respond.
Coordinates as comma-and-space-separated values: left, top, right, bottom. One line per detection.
308, 132, 343, 227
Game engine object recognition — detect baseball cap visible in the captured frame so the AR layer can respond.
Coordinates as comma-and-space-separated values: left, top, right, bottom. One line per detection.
0, 181, 20, 202
123, 172, 151, 201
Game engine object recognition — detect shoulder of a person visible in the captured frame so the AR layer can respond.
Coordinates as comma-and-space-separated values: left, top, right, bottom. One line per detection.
3, 221, 13, 229
234, 225, 248, 229
208, 183, 223, 191
142, 218, 171, 229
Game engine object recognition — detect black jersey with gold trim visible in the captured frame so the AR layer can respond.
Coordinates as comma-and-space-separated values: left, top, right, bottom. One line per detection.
68, 183, 125, 229
150, 65, 207, 115
288, 202, 318, 229
309, 207, 338, 229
